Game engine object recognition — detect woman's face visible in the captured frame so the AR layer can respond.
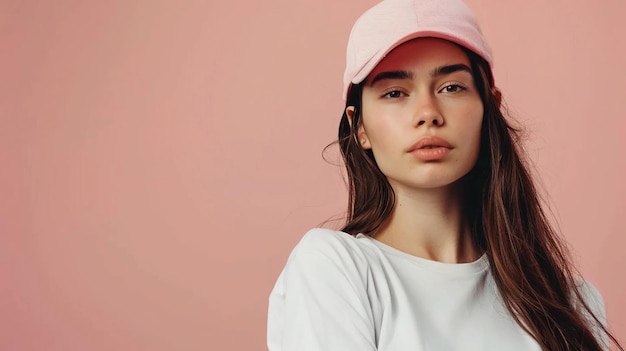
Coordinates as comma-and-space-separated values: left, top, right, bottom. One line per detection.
353, 37, 484, 192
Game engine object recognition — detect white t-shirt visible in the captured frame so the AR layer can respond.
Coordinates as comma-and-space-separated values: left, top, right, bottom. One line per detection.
267, 228, 607, 351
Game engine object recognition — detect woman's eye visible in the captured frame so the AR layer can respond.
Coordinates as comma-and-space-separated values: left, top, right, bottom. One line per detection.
440, 84, 466, 93
382, 90, 405, 99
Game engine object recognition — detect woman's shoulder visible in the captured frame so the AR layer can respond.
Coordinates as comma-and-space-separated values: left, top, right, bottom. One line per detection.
575, 279, 608, 346
268, 229, 383, 350
577, 280, 604, 308
285, 228, 381, 274
270, 228, 382, 301
295, 228, 362, 251
576, 279, 606, 321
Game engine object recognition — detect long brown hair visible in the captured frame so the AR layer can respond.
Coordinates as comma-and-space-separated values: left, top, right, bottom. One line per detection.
336, 46, 622, 351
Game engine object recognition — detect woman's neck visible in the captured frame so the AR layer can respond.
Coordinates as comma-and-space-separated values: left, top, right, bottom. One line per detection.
372, 182, 480, 264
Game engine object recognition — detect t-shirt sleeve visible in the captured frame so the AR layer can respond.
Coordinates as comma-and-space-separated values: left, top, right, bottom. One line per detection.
267, 230, 377, 351
578, 280, 609, 350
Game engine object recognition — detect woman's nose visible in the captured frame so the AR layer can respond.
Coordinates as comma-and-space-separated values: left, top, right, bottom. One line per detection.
413, 93, 444, 127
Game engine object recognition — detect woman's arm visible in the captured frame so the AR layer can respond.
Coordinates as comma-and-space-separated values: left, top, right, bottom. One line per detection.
267, 230, 378, 351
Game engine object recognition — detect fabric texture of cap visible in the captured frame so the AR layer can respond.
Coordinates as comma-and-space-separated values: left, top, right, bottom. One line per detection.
342, 0, 493, 100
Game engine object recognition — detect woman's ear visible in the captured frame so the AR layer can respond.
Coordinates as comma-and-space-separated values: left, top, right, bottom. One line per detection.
346, 106, 358, 127
346, 106, 371, 150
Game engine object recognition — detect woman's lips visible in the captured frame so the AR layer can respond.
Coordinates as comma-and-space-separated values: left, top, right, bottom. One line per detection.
408, 136, 453, 161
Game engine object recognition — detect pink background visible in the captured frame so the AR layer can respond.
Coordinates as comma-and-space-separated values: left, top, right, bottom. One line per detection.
2, 0, 625, 349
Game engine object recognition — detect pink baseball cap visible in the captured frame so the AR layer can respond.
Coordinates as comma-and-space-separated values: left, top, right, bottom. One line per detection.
343, 0, 493, 100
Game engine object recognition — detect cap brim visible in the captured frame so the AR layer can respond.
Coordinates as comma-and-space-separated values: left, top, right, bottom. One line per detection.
351, 30, 490, 86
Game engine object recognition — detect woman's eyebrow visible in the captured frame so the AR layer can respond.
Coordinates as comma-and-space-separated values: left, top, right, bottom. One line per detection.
431, 63, 473, 77
368, 70, 413, 86
368, 64, 472, 87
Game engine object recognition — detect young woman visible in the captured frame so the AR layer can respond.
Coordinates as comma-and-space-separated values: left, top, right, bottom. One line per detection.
267, 0, 622, 350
